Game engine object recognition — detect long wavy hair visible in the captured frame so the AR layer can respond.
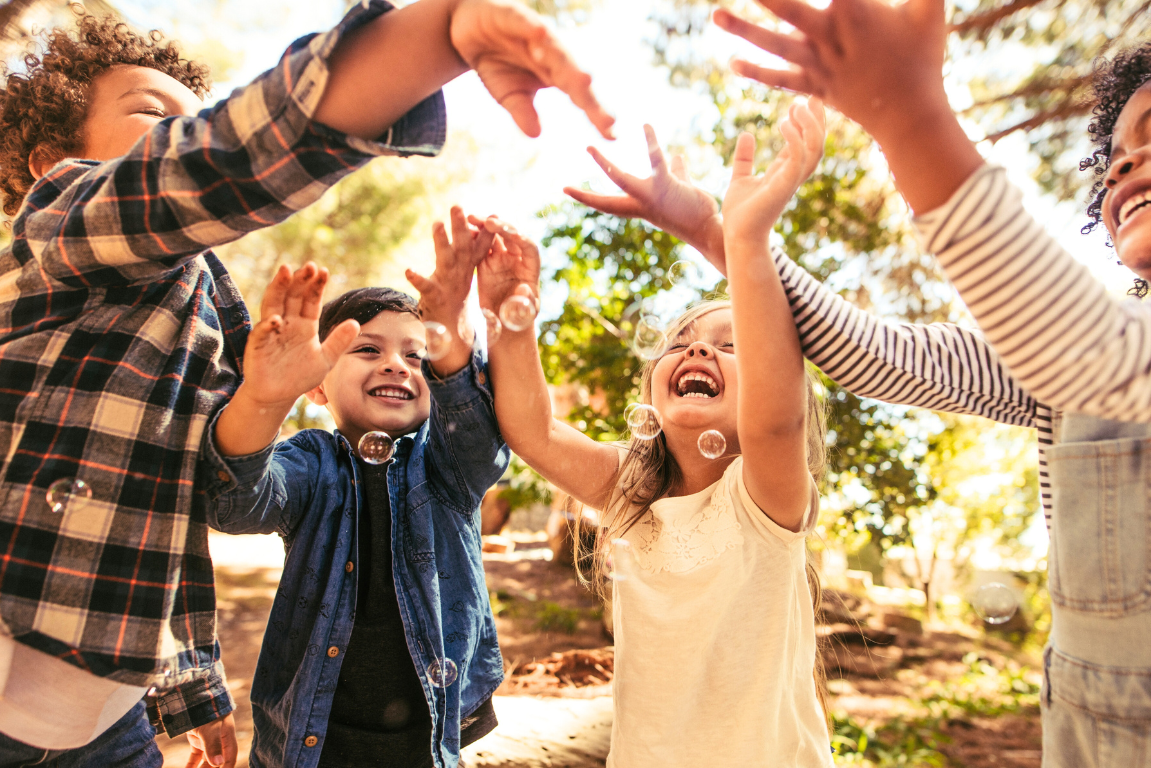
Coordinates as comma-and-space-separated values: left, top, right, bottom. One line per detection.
571, 299, 832, 728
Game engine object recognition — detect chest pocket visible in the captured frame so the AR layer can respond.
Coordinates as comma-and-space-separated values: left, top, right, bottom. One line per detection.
1047, 434, 1151, 616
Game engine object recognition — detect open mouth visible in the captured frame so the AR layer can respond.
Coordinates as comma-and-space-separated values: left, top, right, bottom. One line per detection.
675, 370, 720, 399
1119, 189, 1151, 226
369, 386, 414, 401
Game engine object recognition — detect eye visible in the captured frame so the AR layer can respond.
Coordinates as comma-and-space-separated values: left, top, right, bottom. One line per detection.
353, 345, 379, 355
137, 107, 166, 118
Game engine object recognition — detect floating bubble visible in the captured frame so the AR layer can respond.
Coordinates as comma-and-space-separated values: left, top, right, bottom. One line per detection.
483, 308, 502, 345
358, 431, 395, 465
633, 315, 667, 361
626, 404, 663, 440
973, 582, 1018, 625
499, 295, 537, 333
697, 430, 727, 459
606, 538, 634, 582
667, 260, 702, 287
623, 403, 640, 423
427, 657, 459, 688
422, 321, 452, 362
46, 478, 92, 513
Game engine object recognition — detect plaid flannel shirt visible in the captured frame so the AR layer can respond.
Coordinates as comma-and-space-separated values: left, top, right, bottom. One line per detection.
0, 0, 445, 736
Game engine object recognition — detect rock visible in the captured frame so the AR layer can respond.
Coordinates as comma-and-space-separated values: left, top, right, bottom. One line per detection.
481, 489, 512, 535
482, 535, 516, 554
882, 612, 923, 635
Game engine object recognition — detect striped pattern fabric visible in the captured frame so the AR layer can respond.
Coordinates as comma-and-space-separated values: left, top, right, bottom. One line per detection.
771, 213, 1056, 524
0, 0, 445, 726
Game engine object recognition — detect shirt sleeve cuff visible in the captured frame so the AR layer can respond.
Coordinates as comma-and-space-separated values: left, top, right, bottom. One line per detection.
286, 0, 448, 158
911, 163, 1002, 256
421, 343, 494, 408
199, 407, 277, 499
147, 659, 235, 738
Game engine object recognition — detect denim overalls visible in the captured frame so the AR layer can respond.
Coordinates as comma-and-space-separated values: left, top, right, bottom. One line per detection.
1044, 411, 1151, 766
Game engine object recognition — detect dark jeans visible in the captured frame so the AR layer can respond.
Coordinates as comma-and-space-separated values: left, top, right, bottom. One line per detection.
0, 700, 160, 768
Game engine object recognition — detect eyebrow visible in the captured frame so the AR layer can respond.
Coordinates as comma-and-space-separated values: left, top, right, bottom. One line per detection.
355, 332, 424, 346
117, 87, 173, 102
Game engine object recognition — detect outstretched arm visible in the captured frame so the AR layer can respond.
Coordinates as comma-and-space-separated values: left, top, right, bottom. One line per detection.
475, 220, 621, 511
724, 100, 826, 531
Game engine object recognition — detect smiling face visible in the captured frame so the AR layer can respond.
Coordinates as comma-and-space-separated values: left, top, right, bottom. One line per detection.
648, 307, 740, 453
309, 311, 431, 453
1102, 82, 1151, 277
80, 65, 202, 162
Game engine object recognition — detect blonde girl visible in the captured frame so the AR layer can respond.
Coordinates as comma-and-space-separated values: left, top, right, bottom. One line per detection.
473, 99, 834, 768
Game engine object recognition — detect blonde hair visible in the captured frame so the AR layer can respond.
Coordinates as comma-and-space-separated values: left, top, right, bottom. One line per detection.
571, 299, 832, 729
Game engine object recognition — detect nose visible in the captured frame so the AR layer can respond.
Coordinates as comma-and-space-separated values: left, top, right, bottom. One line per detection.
1105, 153, 1143, 189
377, 353, 412, 376
685, 341, 712, 358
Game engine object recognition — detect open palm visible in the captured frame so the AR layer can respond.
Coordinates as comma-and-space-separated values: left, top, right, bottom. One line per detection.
242, 264, 358, 408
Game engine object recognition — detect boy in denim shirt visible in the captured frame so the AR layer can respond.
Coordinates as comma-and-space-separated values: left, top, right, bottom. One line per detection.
202, 206, 509, 768
0, 1, 608, 764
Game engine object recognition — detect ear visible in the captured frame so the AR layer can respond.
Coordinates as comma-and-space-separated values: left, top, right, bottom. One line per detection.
306, 383, 329, 407
28, 144, 62, 181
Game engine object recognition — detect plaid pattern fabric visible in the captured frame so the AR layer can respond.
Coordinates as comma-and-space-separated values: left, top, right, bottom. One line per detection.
0, 0, 446, 727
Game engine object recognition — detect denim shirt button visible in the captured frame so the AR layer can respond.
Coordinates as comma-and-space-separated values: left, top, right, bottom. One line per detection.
327, 646, 340, 658
476, 371, 486, 385
216, 470, 230, 483
304, 736, 318, 748
345, 561, 354, 573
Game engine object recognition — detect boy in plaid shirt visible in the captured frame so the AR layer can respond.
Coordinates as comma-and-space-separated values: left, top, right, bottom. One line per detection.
0, 2, 612, 766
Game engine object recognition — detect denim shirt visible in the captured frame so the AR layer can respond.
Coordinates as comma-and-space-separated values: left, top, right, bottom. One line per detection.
199, 349, 509, 768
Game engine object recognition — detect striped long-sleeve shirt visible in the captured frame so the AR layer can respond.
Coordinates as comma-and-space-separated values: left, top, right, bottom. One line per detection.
778, 164, 1150, 528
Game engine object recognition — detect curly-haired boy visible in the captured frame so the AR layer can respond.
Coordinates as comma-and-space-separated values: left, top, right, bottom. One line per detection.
0, 2, 611, 766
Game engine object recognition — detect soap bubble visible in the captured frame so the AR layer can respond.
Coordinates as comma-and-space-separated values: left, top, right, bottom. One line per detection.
606, 538, 634, 582
499, 295, 537, 332
483, 308, 502, 345
422, 321, 452, 362
46, 478, 92, 513
623, 403, 640, 423
633, 316, 667, 361
626, 404, 662, 440
697, 430, 727, 459
427, 657, 458, 688
358, 431, 395, 464
667, 260, 702, 287
973, 583, 1018, 625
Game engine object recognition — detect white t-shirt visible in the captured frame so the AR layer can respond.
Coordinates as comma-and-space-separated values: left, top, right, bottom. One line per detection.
607, 457, 832, 768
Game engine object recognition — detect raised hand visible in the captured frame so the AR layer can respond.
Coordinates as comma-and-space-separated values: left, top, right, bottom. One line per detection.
563, 125, 725, 272
713, 0, 946, 144
472, 217, 541, 327
722, 99, 825, 248
451, 0, 615, 140
241, 263, 359, 409
406, 206, 496, 332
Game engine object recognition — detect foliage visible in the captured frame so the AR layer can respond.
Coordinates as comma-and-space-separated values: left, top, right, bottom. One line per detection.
533, 601, 584, 634
538, 204, 693, 439
498, 455, 555, 511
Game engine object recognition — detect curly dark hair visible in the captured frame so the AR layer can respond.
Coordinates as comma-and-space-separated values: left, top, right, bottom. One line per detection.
1080, 42, 1151, 298
0, 11, 211, 216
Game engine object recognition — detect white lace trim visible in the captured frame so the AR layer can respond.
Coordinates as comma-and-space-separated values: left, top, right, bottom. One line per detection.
632, 477, 744, 575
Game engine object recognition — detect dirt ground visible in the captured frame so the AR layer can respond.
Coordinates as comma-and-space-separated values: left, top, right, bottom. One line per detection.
158, 532, 1043, 768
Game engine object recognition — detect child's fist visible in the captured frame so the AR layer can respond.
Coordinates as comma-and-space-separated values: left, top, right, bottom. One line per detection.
450, 0, 614, 139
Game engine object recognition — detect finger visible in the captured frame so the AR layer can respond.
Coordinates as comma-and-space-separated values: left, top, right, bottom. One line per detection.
284, 262, 316, 320
793, 99, 826, 170
563, 187, 644, 217
586, 146, 645, 194
731, 132, 758, 179
643, 124, 667, 176
432, 221, 453, 265
670, 154, 688, 181
731, 58, 821, 98
196, 721, 226, 767
405, 268, 435, 297
517, 22, 616, 138
471, 226, 498, 268
499, 90, 543, 139
320, 318, 360, 367
723, 0, 823, 39
184, 747, 205, 768
258, 264, 292, 323
301, 267, 329, 321
712, 8, 821, 69
449, 206, 471, 259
